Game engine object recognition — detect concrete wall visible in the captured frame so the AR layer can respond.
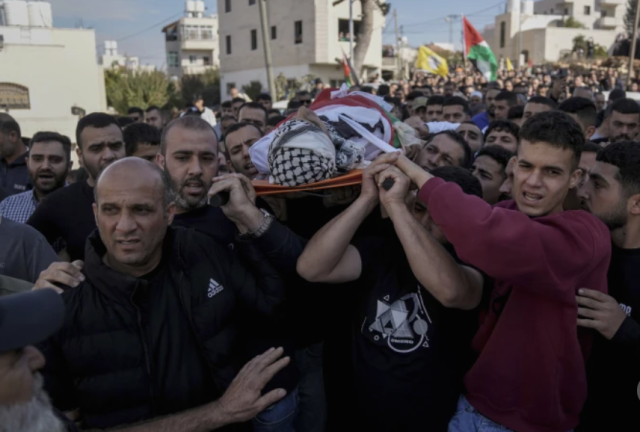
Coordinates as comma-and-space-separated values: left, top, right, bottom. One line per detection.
0, 28, 106, 150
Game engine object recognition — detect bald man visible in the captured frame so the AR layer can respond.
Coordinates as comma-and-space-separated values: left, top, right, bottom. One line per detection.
38, 158, 290, 432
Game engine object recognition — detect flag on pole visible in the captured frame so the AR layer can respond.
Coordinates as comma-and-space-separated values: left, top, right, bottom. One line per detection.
506, 58, 513, 71
463, 17, 498, 81
415, 46, 449, 78
341, 50, 360, 87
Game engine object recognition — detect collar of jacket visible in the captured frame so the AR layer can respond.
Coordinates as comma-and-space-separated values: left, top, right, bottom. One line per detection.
82, 227, 186, 305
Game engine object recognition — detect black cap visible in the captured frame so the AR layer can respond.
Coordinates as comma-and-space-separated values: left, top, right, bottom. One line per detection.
0, 289, 64, 353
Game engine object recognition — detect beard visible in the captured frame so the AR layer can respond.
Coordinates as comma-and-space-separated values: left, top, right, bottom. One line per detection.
30, 169, 67, 195
163, 166, 210, 212
599, 201, 628, 231
610, 133, 632, 143
0, 374, 66, 432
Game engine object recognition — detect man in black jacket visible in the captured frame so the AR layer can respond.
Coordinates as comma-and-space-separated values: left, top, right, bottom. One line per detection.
39, 158, 291, 431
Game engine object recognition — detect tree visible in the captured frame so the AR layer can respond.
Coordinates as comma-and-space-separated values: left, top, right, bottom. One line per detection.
179, 68, 221, 107
626, 0, 638, 35
242, 81, 264, 100
560, 17, 586, 28
572, 35, 608, 59
332, 0, 391, 77
105, 69, 175, 114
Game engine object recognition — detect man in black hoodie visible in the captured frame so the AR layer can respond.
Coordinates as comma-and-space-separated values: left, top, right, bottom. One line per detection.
39, 158, 290, 431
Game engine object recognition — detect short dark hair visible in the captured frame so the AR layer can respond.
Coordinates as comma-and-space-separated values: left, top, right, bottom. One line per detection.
267, 115, 286, 127
609, 88, 627, 102
377, 84, 390, 97
76, 113, 121, 150
443, 96, 471, 116
519, 111, 584, 167
596, 141, 640, 196
160, 116, 216, 155
558, 97, 597, 130
145, 105, 162, 114
220, 115, 237, 123
507, 105, 524, 120
383, 96, 400, 107
427, 130, 472, 168
583, 141, 602, 154
232, 97, 246, 105
476, 145, 514, 178
611, 98, 640, 116
495, 91, 518, 107
297, 90, 311, 98
257, 93, 272, 102
527, 96, 557, 110
127, 107, 144, 116
485, 120, 520, 141
287, 100, 302, 110
267, 108, 282, 117
406, 91, 424, 102
29, 132, 72, 161
0, 115, 21, 137
221, 101, 233, 109
360, 86, 374, 94
124, 123, 161, 156
117, 116, 135, 128
426, 95, 445, 107
238, 102, 268, 121
430, 166, 483, 198
223, 122, 264, 158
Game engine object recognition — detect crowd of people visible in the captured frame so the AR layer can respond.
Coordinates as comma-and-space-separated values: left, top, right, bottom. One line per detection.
0, 62, 639, 432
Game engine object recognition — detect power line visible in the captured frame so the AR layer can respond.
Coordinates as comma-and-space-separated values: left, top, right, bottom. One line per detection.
400, 1, 506, 28
96, 12, 183, 48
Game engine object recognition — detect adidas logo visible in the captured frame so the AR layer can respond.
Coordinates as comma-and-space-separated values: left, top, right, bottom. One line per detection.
208, 278, 224, 298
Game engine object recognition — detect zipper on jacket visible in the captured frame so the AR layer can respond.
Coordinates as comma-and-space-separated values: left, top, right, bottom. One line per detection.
130, 283, 157, 416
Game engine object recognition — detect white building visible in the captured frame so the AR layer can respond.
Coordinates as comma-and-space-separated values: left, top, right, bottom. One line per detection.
0, 0, 107, 148
99, 40, 156, 73
482, 0, 624, 65
217, 0, 385, 98
162, 0, 219, 79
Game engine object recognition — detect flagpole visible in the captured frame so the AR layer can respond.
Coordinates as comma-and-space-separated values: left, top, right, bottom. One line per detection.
462, 15, 467, 72
349, 0, 355, 64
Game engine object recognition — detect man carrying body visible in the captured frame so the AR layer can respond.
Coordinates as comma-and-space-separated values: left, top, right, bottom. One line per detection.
238, 102, 268, 133
0, 114, 29, 195
393, 110, 611, 432
414, 131, 472, 172
0, 132, 72, 224
577, 142, 640, 432
297, 156, 484, 432
27, 113, 126, 261
456, 122, 484, 153
39, 158, 291, 431
224, 122, 263, 179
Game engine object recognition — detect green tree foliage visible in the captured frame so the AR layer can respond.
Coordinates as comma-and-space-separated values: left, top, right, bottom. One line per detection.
105, 69, 174, 114
179, 68, 221, 108
242, 81, 264, 100
560, 17, 586, 28
572, 35, 608, 59
627, 0, 638, 35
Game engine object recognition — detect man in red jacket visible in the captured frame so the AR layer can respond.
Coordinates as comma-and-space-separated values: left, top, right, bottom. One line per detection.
391, 110, 611, 432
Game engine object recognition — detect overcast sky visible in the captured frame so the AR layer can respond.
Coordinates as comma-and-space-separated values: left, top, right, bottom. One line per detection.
49, 0, 506, 68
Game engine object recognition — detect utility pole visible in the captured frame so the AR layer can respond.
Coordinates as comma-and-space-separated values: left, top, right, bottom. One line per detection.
445, 15, 460, 46
258, 0, 276, 99
462, 15, 467, 71
394, 9, 401, 80
627, 0, 640, 89
349, 0, 355, 62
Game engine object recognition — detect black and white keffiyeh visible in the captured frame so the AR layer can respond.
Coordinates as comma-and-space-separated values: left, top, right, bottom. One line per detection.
268, 119, 337, 186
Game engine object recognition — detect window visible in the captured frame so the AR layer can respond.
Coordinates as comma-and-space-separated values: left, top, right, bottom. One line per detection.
251, 29, 257, 50
201, 25, 213, 40
584, 6, 590, 15
564, 8, 568, 15
602, 10, 608, 17
550, 8, 554, 14
338, 19, 361, 41
0, 83, 30, 109
168, 52, 179, 67
249, 0, 256, 4
203, 56, 211, 65
271, 25, 277, 40
225, 0, 231, 12
226, 35, 232, 54
500, 22, 506, 48
294, 20, 303, 44
189, 55, 197, 64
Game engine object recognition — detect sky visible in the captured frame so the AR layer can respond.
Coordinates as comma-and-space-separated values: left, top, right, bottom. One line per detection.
49, 0, 508, 68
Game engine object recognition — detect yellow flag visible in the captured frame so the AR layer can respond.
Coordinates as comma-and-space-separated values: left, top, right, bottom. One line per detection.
506, 58, 513, 71
415, 46, 449, 78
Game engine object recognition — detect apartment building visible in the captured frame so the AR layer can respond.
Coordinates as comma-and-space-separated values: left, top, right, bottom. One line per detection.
217, 0, 384, 99
163, 0, 220, 78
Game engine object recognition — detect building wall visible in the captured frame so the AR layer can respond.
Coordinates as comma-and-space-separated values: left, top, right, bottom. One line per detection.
0, 28, 106, 152
218, 0, 383, 94
220, 64, 311, 100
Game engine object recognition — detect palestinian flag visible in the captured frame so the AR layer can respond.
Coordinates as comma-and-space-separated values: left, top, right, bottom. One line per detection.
342, 50, 360, 88
463, 16, 498, 81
